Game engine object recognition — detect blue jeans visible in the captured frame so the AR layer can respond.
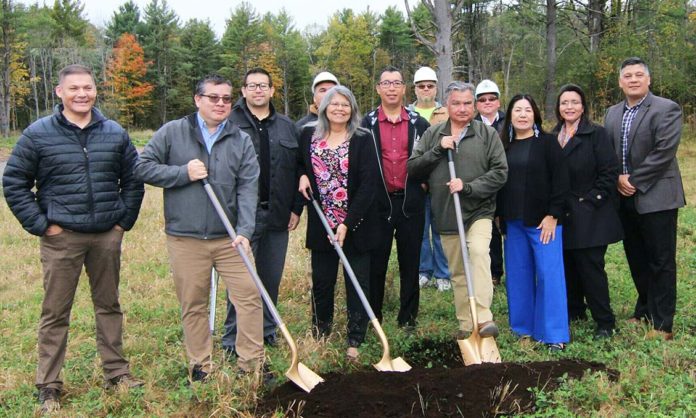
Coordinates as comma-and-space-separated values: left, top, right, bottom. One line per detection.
504, 220, 569, 344
419, 196, 450, 279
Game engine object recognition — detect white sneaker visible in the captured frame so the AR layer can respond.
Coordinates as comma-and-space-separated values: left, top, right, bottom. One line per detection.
419, 274, 433, 288
436, 278, 451, 291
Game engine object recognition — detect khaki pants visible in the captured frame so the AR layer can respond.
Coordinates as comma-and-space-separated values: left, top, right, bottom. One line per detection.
166, 235, 263, 373
37, 228, 129, 390
441, 218, 494, 331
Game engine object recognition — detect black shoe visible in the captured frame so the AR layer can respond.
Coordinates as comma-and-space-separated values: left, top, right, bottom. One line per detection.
190, 365, 210, 383
594, 328, 617, 340
38, 387, 60, 414
264, 334, 277, 347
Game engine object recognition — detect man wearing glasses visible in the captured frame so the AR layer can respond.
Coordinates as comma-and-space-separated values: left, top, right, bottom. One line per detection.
362, 66, 430, 330
135, 74, 264, 383
224, 68, 302, 355
474, 79, 506, 286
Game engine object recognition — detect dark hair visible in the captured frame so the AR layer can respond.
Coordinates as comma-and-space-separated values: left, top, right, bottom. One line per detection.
58, 64, 94, 83
195, 74, 232, 96
500, 94, 544, 150
378, 65, 403, 82
620, 57, 650, 75
555, 83, 590, 125
244, 67, 273, 87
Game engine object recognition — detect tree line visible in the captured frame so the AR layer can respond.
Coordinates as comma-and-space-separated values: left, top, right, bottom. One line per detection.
1, 0, 694, 136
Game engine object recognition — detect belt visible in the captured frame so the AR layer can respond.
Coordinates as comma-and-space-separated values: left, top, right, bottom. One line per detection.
259, 201, 269, 210
388, 190, 405, 198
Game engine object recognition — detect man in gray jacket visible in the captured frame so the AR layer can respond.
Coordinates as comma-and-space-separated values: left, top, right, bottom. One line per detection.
604, 57, 685, 340
135, 74, 263, 382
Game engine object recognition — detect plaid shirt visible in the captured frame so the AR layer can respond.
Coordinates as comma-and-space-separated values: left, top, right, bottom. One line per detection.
620, 96, 647, 174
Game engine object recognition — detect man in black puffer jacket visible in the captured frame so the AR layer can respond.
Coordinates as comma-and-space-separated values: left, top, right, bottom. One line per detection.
2, 64, 144, 413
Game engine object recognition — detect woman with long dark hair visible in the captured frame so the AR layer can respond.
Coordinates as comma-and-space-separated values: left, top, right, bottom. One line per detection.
297, 85, 379, 361
498, 94, 570, 350
554, 84, 622, 338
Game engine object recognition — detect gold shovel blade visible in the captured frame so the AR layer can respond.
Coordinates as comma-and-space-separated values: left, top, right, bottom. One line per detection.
285, 362, 325, 393
374, 355, 412, 372
457, 337, 482, 366
479, 336, 502, 363
458, 334, 502, 365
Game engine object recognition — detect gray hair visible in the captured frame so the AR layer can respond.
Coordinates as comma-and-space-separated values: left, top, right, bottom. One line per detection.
314, 86, 362, 139
443, 81, 475, 103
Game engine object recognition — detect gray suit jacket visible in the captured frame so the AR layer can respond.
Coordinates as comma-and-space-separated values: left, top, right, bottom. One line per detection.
604, 92, 685, 214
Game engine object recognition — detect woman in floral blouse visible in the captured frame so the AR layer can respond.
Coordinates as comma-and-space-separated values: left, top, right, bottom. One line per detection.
298, 85, 380, 361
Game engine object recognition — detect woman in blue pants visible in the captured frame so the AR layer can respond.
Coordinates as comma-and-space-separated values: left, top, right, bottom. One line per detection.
497, 94, 570, 350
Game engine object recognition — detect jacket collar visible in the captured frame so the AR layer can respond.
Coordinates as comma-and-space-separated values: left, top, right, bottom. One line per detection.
367, 106, 421, 127
54, 104, 106, 129
233, 97, 276, 122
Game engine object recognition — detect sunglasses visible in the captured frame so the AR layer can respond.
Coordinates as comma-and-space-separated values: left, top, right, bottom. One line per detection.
199, 94, 233, 104
477, 96, 499, 103
416, 83, 436, 90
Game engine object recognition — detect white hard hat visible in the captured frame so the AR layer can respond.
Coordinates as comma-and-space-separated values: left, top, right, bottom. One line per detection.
475, 79, 500, 97
312, 71, 339, 93
413, 67, 438, 84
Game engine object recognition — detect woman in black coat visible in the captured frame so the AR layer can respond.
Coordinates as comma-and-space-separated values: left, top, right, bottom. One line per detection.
554, 84, 623, 338
298, 85, 379, 361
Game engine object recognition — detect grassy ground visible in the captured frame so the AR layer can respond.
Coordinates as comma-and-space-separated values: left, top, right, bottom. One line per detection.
0, 131, 694, 417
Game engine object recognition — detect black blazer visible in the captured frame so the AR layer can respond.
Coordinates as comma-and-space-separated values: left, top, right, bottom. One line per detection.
498, 132, 569, 228
298, 126, 380, 252
554, 120, 623, 249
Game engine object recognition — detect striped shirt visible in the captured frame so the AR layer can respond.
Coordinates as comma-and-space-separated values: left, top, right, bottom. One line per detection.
620, 96, 646, 174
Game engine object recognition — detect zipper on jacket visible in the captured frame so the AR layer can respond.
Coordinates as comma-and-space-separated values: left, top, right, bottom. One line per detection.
369, 126, 393, 222
400, 122, 419, 220
79, 131, 95, 222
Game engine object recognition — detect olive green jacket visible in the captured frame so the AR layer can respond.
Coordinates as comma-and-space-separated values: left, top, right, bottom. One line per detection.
407, 119, 507, 233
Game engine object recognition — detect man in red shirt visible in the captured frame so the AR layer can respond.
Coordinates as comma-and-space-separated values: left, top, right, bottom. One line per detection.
361, 66, 430, 329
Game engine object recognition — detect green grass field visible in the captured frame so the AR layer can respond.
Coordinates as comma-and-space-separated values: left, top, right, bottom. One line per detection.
0, 131, 694, 417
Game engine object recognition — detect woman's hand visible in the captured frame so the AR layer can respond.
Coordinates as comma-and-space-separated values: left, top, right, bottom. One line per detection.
298, 174, 311, 200
536, 215, 557, 244
334, 224, 348, 247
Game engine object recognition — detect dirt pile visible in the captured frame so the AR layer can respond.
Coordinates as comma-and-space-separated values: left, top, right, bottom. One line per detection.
259, 357, 616, 417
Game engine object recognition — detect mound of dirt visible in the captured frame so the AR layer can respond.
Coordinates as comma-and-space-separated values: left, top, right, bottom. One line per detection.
259, 359, 616, 417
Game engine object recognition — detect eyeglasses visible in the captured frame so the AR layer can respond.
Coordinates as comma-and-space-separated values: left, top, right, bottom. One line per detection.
378, 80, 405, 88
416, 83, 436, 90
477, 96, 498, 103
244, 83, 271, 91
329, 102, 351, 108
199, 94, 233, 104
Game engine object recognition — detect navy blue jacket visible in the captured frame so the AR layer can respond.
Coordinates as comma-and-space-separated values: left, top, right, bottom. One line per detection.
3, 106, 144, 236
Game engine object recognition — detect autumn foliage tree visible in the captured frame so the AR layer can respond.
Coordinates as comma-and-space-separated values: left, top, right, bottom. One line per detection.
104, 33, 153, 127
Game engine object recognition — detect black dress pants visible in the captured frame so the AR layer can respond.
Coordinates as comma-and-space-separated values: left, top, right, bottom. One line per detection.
311, 248, 370, 346
619, 197, 678, 333
564, 245, 615, 330
369, 195, 424, 327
